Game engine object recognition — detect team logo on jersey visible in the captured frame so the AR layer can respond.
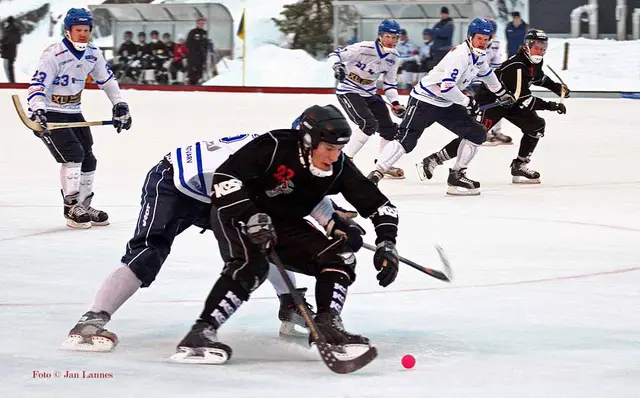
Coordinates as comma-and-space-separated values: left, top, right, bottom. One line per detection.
51, 92, 82, 104
266, 165, 295, 197
59, 59, 74, 67
385, 58, 396, 66
273, 165, 295, 183
265, 180, 295, 197
85, 55, 97, 62
213, 179, 242, 198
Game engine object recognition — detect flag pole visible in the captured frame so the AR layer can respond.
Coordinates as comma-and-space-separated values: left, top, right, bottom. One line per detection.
242, 8, 246, 86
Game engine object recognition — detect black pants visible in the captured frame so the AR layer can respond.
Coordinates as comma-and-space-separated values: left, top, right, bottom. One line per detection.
480, 105, 546, 138
39, 112, 97, 172
187, 58, 204, 85
211, 211, 357, 292
121, 159, 211, 287
336, 93, 397, 140
397, 96, 487, 153
3, 58, 15, 83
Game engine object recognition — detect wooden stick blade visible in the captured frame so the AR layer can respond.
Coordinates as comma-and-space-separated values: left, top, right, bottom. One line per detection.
11, 94, 43, 131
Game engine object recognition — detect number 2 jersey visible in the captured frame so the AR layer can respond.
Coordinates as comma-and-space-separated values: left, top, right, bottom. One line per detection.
28, 38, 123, 114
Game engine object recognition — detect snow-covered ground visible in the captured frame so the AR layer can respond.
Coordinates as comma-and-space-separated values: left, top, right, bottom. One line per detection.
1, 88, 640, 397
2, 0, 640, 91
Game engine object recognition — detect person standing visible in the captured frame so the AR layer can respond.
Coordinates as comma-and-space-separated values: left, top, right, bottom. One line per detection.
1, 16, 22, 83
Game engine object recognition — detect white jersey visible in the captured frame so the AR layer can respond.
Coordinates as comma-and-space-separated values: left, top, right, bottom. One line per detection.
486, 40, 503, 69
328, 40, 400, 103
410, 42, 502, 107
28, 39, 123, 114
167, 132, 336, 226
169, 133, 261, 203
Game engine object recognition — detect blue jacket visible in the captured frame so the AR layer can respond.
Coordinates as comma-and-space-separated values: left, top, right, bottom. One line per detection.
505, 21, 528, 57
432, 18, 454, 50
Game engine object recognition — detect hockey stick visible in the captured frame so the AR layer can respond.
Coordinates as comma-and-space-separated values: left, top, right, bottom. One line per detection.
11, 95, 113, 132
546, 65, 566, 104
361, 243, 452, 282
478, 68, 522, 112
267, 249, 378, 374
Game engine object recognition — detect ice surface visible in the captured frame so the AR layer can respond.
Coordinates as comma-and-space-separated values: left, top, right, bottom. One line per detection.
1, 89, 639, 397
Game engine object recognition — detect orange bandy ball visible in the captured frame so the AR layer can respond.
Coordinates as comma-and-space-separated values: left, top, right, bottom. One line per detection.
401, 354, 416, 369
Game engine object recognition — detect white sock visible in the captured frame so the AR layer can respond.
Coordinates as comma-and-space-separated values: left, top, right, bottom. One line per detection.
453, 139, 480, 171
376, 140, 406, 172
60, 162, 82, 197
79, 171, 95, 203
89, 265, 142, 315
343, 129, 370, 158
267, 263, 296, 296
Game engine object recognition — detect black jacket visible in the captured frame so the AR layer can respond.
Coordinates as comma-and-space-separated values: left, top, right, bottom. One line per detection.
186, 28, 208, 61
476, 50, 564, 111
210, 130, 399, 244
0, 19, 22, 60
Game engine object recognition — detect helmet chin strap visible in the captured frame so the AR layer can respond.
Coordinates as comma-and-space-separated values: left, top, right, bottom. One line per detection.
526, 52, 543, 64
377, 38, 394, 53
466, 37, 486, 57
65, 31, 87, 51
298, 141, 333, 177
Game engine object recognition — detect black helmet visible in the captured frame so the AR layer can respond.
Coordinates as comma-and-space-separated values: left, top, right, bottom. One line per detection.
525, 29, 548, 43
299, 105, 351, 148
523, 29, 548, 64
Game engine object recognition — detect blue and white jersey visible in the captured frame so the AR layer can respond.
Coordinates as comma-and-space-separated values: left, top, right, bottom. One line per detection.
28, 38, 123, 114
327, 40, 400, 103
410, 42, 502, 107
396, 39, 418, 60
470, 40, 504, 89
169, 133, 261, 203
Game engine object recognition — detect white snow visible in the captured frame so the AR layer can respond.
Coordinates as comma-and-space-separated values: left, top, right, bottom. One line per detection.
1, 88, 640, 397
2, 0, 640, 91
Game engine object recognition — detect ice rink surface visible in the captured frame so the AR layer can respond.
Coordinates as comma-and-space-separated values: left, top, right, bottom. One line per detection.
1, 89, 639, 397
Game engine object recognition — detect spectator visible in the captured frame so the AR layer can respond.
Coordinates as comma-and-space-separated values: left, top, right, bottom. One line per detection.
431, 6, 454, 65
136, 31, 147, 57
1, 16, 23, 83
506, 11, 528, 58
418, 28, 434, 76
170, 34, 188, 84
186, 18, 208, 85
162, 32, 174, 59
118, 31, 137, 58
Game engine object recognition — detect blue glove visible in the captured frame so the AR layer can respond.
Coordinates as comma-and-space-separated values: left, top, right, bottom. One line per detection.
112, 102, 132, 133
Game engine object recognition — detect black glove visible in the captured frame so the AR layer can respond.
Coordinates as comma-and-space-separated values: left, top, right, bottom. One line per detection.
547, 101, 567, 114
332, 62, 346, 82
390, 101, 406, 118
244, 213, 277, 250
30, 109, 50, 136
325, 212, 366, 252
553, 82, 571, 98
465, 96, 479, 116
112, 102, 132, 133
330, 200, 358, 219
494, 86, 516, 107
373, 241, 399, 287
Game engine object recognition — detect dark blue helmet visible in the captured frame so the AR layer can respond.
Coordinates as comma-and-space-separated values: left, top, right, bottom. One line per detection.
423, 28, 433, 36
399, 28, 407, 36
64, 8, 93, 31
488, 18, 497, 34
378, 19, 401, 35
467, 18, 493, 38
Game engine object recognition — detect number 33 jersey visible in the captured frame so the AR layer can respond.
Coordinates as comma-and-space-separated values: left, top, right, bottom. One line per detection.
168, 134, 261, 203
28, 39, 119, 114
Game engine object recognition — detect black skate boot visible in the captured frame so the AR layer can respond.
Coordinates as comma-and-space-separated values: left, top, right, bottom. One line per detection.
417, 153, 443, 180
82, 192, 110, 226
310, 310, 370, 349
511, 158, 541, 184
62, 191, 91, 229
278, 288, 315, 338
63, 311, 118, 352
367, 170, 384, 185
447, 168, 481, 196
170, 320, 232, 364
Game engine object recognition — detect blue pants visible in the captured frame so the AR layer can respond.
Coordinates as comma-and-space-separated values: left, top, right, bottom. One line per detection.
121, 159, 211, 287
39, 112, 97, 172
396, 96, 487, 153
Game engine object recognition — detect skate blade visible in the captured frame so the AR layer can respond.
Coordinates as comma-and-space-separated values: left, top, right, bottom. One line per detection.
512, 176, 541, 184
169, 346, 230, 365
66, 219, 92, 229
310, 343, 371, 361
279, 321, 309, 339
91, 220, 110, 226
382, 173, 405, 180
62, 334, 117, 352
481, 140, 500, 146
415, 163, 428, 181
446, 186, 481, 196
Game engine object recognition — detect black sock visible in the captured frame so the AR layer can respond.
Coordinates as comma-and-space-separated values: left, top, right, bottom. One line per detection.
439, 138, 461, 162
518, 134, 540, 160
199, 274, 249, 329
315, 271, 350, 315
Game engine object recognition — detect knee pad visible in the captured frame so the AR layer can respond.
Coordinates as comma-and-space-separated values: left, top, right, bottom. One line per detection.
82, 151, 97, 172
524, 118, 546, 138
222, 257, 270, 293
317, 242, 357, 284
467, 124, 488, 145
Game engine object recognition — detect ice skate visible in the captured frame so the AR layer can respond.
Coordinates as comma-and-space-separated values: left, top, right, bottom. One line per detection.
278, 288, 315, 339
492, 130, 513, 145
63, 191, 91, 229
170, 320, 232, 364
82, 192, 109, 226
511, 159, 541, 184
446, 168, 481, 196
382, 166, 405, 180
309, 311, 370, 360
482, 131, 501, 146
63, 311, 118, 352
416, 153, 442, 180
